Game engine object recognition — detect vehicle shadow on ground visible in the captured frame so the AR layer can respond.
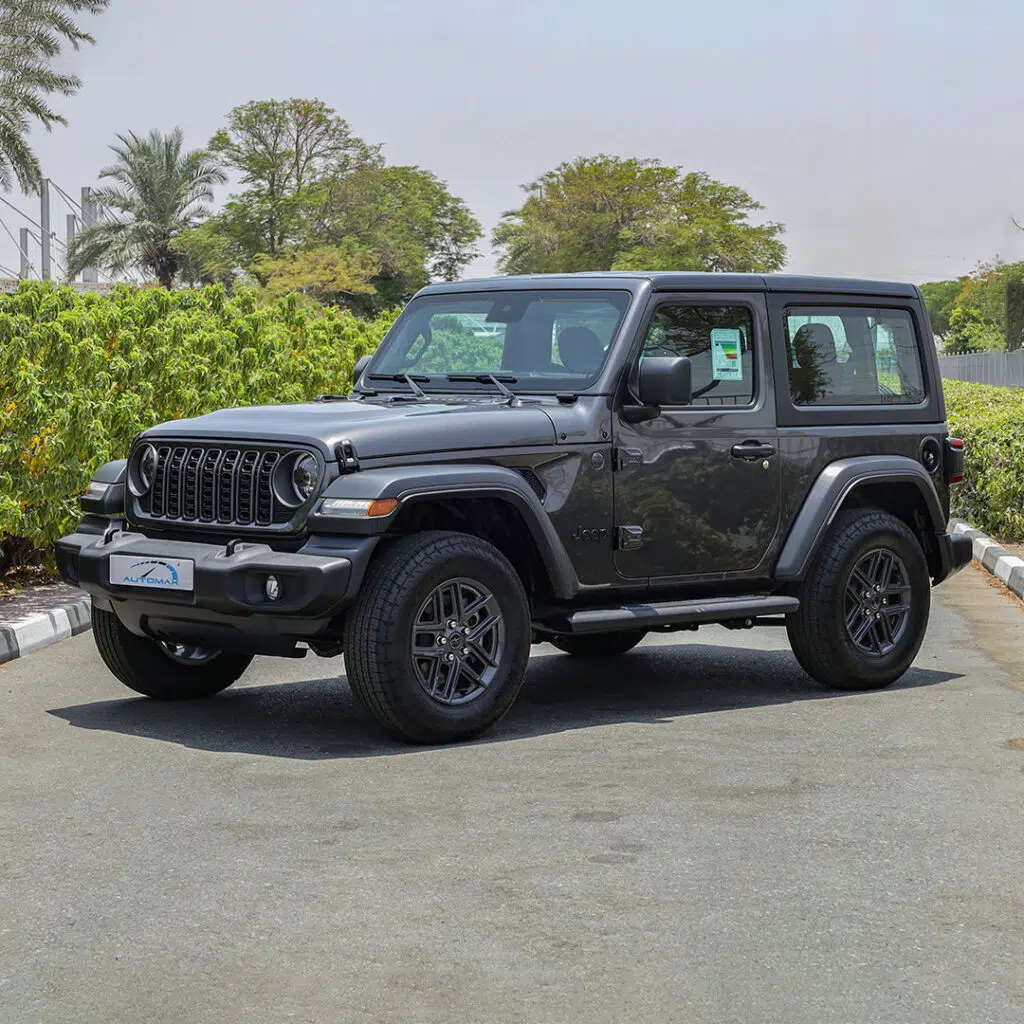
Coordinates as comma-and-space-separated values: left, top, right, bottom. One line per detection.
47, 641, 964, 759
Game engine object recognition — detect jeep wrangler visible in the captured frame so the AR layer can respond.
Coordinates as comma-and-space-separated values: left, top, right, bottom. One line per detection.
57, 273, 973, 743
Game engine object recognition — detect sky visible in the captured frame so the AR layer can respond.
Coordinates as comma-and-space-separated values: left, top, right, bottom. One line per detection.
2, 0, 1023, 284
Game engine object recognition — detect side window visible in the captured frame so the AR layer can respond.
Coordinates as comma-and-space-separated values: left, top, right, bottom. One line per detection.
640, 305, 756, 407
785, 306, 926, 407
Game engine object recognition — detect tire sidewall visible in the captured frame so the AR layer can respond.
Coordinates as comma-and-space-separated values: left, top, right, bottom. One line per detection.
830, 522, 931, 685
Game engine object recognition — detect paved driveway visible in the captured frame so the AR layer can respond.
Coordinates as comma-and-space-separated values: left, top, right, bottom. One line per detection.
2, 567, 1022, 1023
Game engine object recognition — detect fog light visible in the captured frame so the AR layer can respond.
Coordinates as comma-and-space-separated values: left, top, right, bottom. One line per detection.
265, 575, 282, 601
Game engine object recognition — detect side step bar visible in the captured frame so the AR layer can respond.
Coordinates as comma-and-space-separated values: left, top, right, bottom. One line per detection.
546, 595, 799, 634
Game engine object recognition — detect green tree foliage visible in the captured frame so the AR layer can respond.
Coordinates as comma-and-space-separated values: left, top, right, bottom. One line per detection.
919, 278, 964, 340
944, 306, 1005, 354
944, 380, 1024, 540
254, 244, 379, 303
1005, 279, 1024, 352
209, 98, 379, 260
492, 156, 786, 275
67, 129, 227, 288
0, 282, 395, 569
205, 99, 482, 308
0, 0, 109, 193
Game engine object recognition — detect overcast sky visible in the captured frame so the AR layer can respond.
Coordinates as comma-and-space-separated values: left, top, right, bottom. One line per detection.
3, 0, 1023, 283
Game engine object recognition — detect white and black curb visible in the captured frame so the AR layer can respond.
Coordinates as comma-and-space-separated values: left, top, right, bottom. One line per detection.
0, 596, 91, 665
950, 519, 1024, 602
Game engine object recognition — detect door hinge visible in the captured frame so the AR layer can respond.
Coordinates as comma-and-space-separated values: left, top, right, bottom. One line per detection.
617, 525, 644, 551
613, 447, 643, 471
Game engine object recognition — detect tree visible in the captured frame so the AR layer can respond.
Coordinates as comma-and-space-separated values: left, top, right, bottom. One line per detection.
492, 155, 786, 275
919, 279, 965, 341
209, 99, 379, 259
202, 98, 482, 309
944, 306, 1005, 354
0, 0, 109, 193
67, 129, 227, 288
253, 243, 379, 303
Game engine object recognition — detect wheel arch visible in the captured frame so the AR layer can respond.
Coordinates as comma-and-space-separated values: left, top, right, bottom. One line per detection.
315, 463, 580, 603
775, 456, 947, 582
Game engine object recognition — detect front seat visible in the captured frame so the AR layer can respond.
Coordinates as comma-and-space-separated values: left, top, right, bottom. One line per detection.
790, 323, 844, 404
557, 327, 605, 375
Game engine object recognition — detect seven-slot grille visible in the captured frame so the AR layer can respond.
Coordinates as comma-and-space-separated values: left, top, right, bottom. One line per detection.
137, 444, 298, 527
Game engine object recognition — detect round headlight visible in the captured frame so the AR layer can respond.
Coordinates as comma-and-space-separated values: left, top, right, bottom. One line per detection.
291, 454, 320, 502
129, 444, 159, 497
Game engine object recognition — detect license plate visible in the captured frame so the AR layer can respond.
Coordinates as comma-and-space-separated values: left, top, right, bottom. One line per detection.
109, 554, 194, 592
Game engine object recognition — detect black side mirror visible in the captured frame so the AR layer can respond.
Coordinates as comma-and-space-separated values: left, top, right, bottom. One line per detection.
637, 356, 692, 408
353, 354, 372, 384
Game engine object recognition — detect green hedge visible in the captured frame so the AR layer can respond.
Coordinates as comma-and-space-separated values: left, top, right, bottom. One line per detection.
0, 283, 393, 569
944, 379, 1024, 540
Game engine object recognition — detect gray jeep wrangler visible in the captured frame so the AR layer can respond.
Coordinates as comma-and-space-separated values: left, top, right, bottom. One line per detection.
57, 273, 972, 743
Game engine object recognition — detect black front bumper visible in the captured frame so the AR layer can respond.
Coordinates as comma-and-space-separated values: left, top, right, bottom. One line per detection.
56, 526, 379, 654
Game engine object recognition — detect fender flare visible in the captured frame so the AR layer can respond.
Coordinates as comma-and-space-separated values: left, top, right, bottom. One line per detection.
775, 456, 946, 581
79, 459, 127, 517
311, 463, 580, 600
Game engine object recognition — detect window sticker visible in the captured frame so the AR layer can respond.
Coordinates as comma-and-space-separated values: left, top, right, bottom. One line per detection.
711, 328, 743, 381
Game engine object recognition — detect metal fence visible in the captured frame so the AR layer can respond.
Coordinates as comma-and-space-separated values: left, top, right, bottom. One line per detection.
938, 350, 1024, 388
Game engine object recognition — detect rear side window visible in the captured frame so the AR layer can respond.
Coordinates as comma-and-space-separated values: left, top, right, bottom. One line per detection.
641, 305, 756, 407
785, 307, 926, 406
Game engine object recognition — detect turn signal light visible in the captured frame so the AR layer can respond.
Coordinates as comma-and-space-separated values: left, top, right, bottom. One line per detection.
319, 497, 399, 518
367, 499, 398, 518
947, 437, 965, 485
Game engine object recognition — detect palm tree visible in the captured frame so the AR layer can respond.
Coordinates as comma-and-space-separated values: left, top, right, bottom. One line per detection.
68, 129, 228, 288
0, 1, 109, 193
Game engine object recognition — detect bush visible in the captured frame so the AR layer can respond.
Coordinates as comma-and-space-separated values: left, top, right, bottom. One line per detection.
943, 379, 1024, 540
0, 283, 394, 570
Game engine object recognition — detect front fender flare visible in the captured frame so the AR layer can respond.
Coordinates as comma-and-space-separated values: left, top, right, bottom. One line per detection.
775, 456, 946, 582
309, 463, 580, 600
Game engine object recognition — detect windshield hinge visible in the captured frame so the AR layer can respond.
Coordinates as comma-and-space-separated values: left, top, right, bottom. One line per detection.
336, 439, 359, 474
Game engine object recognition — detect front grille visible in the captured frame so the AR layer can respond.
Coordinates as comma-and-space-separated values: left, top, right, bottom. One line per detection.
138, 444, 297, 528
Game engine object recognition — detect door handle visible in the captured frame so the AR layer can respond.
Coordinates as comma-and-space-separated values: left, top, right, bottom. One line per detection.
731, 440, 776, 461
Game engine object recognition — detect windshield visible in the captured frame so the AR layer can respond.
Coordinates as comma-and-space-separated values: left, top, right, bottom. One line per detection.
368, 290, 632, 391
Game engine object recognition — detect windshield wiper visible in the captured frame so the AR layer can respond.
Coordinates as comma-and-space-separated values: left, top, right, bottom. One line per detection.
367, 373, 429, 397
446, 373, 518, 402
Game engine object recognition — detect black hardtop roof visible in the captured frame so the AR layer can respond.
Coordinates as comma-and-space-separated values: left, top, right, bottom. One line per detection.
418, 271, 918, 299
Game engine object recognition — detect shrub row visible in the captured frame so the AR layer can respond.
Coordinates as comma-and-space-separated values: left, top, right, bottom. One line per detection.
0, 283, 393, 569
943, 379, 1024, 540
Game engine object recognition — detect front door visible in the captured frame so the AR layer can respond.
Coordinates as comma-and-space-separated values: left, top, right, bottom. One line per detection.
613, 292, 780, 581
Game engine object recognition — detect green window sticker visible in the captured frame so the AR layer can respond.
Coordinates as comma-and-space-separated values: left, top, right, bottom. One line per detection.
711, 328, 743, 381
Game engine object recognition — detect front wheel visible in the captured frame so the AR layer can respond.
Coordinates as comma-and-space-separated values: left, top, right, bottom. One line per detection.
92, 605, 253, 699
550, 630, 647, 657
343, 531, 531, 744
787, 510, 931, 691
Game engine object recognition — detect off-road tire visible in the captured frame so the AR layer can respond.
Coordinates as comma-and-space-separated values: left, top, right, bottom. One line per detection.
343, 531, 531, 744
550, 630, 648, 657
92, 605, 253, 699
787, 509, 931, 691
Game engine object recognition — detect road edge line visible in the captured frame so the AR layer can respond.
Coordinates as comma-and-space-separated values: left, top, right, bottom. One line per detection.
0, 596, 92, 665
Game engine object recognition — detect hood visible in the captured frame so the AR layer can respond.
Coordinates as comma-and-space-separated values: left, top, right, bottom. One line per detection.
141, 396, 558, 461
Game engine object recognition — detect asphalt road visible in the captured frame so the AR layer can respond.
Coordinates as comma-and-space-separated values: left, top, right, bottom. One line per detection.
2, 566, 1023, 1024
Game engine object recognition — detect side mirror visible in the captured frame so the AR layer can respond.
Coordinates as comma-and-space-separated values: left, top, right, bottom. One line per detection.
637, 356, 692, 408
353, 354, 372, 384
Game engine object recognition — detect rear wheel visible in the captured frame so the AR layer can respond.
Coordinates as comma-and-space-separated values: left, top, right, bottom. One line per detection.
787, 510, 930, 691
550, 630, 647, 657
343, 531, 531, 744
92, 605, 253, 699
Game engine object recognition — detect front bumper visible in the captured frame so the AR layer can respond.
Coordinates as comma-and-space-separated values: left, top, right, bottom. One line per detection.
56, 527, 378, 654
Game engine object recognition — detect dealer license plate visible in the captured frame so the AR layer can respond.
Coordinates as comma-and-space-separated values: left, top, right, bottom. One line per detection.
109, 554, 195, 592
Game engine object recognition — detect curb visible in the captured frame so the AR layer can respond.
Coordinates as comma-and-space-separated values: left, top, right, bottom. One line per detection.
0, 595, 91, 665
950, 519, 1024, 602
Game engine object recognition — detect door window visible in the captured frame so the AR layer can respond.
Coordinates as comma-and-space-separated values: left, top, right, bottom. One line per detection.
640, 305, 756, 407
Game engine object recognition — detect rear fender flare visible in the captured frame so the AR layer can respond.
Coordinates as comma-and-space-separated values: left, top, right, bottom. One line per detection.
775, 456, 946, 581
